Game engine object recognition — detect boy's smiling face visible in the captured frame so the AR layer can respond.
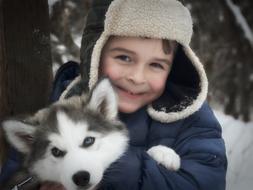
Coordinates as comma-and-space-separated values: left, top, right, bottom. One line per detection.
101, 36, 174, 113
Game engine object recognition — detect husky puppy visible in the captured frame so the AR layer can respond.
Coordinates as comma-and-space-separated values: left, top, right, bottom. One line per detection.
2, 78, 129, 190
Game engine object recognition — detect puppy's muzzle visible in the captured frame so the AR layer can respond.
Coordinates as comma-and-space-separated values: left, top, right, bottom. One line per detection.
72, 171, 90, 187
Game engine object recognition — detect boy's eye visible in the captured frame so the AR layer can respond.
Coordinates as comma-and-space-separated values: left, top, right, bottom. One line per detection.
150, 62, 165, 70
51, 147, 66, 158
115, 55, 132, 62
82, 136, 95, 147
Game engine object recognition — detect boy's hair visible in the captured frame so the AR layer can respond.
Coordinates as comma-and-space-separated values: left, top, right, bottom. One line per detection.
105, 36, 178, 55
162, 40, 178, 55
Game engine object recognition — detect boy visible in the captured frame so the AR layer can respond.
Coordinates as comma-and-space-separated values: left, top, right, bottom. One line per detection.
2, 0, 227, 189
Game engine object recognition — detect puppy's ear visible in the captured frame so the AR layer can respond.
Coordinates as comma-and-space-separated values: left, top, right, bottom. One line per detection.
88, 78, 118, 120
2, 119, 36, 154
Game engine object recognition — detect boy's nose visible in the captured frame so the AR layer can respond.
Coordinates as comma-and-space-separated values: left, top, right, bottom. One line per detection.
127, 66, 146, 84
72, 170, 90, 187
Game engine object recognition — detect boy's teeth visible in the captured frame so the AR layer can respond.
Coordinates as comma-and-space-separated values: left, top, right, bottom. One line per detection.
118, 86, 141, 95
127, 90, 136, 95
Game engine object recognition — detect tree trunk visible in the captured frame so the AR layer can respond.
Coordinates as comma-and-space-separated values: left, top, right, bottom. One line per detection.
239, 46, 251, 122
224, 63, 238, 119
0, 0, 52, 166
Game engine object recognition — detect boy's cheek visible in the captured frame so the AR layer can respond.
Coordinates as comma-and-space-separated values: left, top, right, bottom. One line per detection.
102, 67, 122, 81
101, 62, 119, 79
150, 77, 167, 93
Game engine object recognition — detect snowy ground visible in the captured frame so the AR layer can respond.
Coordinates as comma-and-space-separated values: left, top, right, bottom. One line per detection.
214, 111, 253, 190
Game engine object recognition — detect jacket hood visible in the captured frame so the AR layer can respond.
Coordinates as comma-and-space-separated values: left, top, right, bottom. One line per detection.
64, 0, 208, 123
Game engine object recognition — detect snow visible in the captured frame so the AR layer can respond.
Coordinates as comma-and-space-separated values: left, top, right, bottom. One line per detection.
73, 35, 82, 48
219, 12, 224, 22
52, 62, 60, 78
225, 0, 253, 48
56, 45, 67, 53
214, 110, 253, 190
250, 74, 253, 82
48, 0, 61, 16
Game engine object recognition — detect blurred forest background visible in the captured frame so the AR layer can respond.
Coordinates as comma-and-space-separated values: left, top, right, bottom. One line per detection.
48, 0, 253, 122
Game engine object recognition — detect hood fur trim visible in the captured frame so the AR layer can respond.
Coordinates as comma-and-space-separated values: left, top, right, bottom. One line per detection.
147, 45, 208, 122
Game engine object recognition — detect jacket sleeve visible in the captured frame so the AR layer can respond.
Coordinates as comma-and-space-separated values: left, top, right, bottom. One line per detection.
0, 148, 22, 185
99, 104, 227, 190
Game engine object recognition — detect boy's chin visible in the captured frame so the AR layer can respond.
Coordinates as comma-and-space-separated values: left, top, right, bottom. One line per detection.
119, 105, 136, 114
118, 103, 144, 113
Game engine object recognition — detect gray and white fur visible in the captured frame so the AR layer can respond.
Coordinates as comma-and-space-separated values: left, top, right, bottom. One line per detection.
2, 78, 129, 190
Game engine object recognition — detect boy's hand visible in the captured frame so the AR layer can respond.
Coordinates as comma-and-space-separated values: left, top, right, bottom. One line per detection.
39, 182, 66, 190
147, 145, 180, 171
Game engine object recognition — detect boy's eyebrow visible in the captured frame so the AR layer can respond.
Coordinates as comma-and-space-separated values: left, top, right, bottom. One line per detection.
108, 47, 136, 55
108, 47, 172, 64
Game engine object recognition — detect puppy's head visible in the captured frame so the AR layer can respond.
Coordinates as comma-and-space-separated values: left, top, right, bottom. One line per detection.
2, 78, 128, 190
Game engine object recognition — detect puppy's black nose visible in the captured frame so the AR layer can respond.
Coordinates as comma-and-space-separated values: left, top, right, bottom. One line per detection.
72, 171, 90, 187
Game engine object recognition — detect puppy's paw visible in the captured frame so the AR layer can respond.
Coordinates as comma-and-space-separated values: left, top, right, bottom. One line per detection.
147, 145, 180, 171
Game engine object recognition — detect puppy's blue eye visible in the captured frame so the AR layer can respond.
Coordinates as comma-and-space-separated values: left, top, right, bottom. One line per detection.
82, 137, 95, 147
51, 147, 66, 158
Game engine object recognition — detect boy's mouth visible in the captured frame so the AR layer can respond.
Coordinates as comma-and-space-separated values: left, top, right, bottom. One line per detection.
115, 85, 145, 98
